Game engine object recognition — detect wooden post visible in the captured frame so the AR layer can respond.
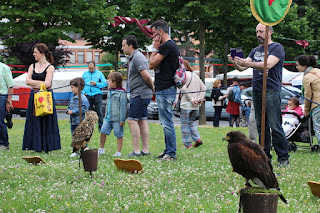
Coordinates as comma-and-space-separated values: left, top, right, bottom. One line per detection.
260, 25, 269, 148
78, 79, 82, 122
240, 188, 278, 213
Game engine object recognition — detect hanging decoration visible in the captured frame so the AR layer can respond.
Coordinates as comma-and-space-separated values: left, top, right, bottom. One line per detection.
295, 40, 310, 49
274, 36, 320, 49
111, 16, 153, 38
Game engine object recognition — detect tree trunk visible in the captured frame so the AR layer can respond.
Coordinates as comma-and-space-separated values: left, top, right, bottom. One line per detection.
223, 39, 229, 87
222, 26, 230, 87
198, 20, 206, 125
115, 45, 119, 72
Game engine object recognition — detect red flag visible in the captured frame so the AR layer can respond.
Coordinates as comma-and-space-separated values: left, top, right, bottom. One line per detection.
295, 40, 309, 49
111, 16, 153, 38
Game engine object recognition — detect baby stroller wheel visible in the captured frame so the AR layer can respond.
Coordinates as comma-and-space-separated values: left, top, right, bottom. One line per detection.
288, 142, 297, 152
311, 145, 319, 152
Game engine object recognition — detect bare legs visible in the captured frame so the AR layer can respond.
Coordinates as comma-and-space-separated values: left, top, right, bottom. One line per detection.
100, 133, 123, 153
230, 115, 240, 127
127, 119, 149, 153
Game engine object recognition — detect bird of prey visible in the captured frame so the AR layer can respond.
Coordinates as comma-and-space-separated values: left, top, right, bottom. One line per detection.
71, 110, 98, 152
223, 131, 287, 204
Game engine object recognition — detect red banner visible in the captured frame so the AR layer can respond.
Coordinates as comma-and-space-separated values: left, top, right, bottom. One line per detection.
8, 64, 26, 68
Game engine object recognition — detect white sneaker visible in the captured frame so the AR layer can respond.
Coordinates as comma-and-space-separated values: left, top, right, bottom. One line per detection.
113, 152, 121, 157
98, 148, 105, 155
69, 152, 79, 157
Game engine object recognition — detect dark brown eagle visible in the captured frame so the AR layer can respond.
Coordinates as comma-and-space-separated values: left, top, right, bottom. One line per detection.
223, 131, 287, 203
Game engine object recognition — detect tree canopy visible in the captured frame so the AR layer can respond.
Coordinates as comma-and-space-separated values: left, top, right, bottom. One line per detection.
85, 0, 154, 71
0, 0, 319, 69
0, 0, 116, 66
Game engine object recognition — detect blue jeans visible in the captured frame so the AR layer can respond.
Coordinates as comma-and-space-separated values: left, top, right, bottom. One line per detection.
0, 95, 8, 147
213, 106, 222, 127
86, 94, 103, 130
252, 90, 289, 162
71, 124, 78, 134
156, 86, 177, 158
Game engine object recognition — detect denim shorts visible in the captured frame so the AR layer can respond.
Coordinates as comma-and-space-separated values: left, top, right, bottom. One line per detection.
100, 120, 123, 138
127, 96, 151, 121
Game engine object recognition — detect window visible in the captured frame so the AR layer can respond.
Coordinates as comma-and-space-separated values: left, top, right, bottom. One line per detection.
95, 52, 100, 64
69, 51, 75, 63
86, 51, 93, 63
78, 51, 84, 64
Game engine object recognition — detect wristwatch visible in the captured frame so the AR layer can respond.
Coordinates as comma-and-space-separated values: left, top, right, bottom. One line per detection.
7, 101, 12, 104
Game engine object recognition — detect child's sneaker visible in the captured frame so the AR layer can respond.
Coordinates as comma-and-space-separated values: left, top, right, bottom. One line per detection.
69, 152, 79, 157
98, 148, 105, 155
113, 152, 122, 157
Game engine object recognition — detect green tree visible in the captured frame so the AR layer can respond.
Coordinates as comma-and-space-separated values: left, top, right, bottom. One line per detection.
133, 0, 213, 124
272, 3, 311, 60
0, 56, 24, 78
134, 0, 255, 124
304, 0, 320, 56
0, 0, 116, 66
86, 0, 153, 72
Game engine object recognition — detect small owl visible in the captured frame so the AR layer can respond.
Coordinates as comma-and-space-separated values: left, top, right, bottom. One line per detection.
71, 110, 98, 151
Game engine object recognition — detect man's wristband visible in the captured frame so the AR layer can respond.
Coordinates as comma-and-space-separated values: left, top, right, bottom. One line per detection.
7, 101, 12, 104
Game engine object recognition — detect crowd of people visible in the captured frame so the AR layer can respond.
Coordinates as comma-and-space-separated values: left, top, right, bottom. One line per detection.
1, 20, 319, 165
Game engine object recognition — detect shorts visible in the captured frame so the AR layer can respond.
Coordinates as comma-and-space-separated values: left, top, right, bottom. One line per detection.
100, 120, 123, 138
127, 96, 151, 121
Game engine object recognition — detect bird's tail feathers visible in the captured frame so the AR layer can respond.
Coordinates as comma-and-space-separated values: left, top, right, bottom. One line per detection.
276, 187, 287, 204
279, 194, 287, 204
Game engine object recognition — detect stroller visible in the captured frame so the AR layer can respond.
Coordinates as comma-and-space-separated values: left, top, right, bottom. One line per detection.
239, 99, 251, 127
283, 109, 319, 152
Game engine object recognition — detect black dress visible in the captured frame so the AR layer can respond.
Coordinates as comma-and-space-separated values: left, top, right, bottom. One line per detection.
22, 64, 61, 152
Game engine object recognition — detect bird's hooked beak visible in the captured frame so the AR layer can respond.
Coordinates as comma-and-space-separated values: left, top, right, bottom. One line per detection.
222, 136, 230, 141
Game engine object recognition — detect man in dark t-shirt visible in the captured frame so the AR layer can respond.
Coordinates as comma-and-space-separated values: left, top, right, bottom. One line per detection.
228, 23, 289, 167
149, 19, 179, 161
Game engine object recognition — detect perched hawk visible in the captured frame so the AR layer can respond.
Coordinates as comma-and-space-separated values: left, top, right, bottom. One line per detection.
71, 110, 98, 152
223, 131, 287, 203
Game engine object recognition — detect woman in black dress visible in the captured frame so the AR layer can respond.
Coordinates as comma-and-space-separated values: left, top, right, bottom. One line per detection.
22, 43, 61, 152
211, 79, 227, 127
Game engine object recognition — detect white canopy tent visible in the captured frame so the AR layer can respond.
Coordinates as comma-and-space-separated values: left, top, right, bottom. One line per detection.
291, 74, 303, 86
282, 68, 302, 85
215, 69, 253, 80
215, 68, 302, 85
13, 71, 85, 93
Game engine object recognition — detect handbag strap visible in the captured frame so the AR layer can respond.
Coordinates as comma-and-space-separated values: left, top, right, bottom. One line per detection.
179, 72, 193, 99
186, 72, 193, 88
309, 71, 320, 79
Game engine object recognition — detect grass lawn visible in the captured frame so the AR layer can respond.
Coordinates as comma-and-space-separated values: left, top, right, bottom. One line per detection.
1, 119, 319, 212
55, 105, 68, 110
